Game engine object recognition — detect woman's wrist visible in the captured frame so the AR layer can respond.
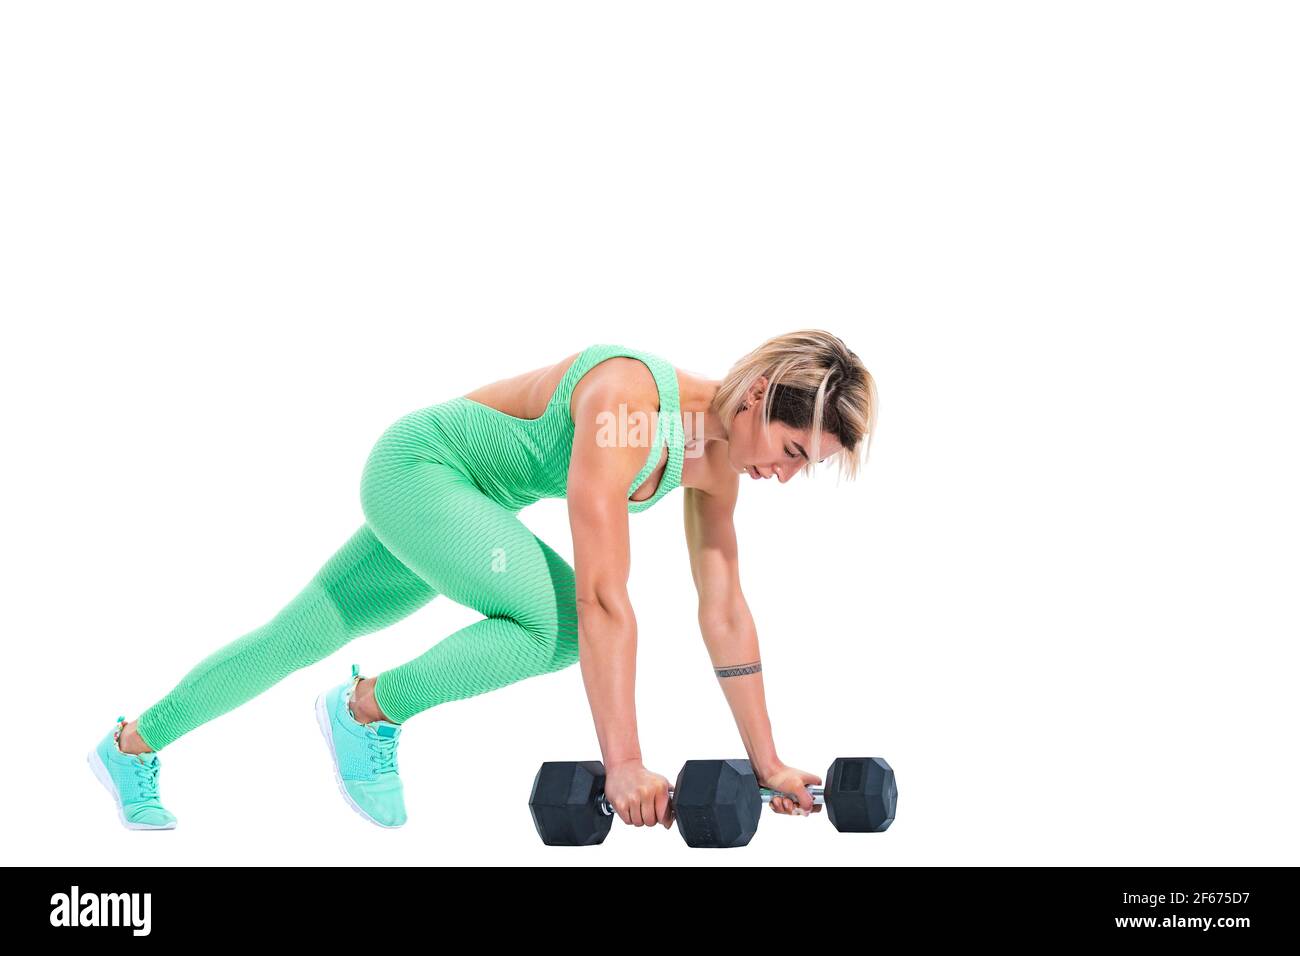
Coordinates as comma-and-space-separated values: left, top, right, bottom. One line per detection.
752, 753, 784, 779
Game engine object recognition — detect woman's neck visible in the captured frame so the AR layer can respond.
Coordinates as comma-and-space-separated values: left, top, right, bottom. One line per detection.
677, 372, 729, 444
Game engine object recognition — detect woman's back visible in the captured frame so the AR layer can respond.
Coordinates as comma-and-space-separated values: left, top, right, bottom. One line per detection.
461, 350, 582, 422
391, 343, 685, 515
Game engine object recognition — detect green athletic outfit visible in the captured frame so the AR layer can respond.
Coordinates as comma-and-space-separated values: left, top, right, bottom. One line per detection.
135, 343, 685, 751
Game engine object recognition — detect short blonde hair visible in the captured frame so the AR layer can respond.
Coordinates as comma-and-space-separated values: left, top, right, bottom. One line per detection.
711, 330, 878, 480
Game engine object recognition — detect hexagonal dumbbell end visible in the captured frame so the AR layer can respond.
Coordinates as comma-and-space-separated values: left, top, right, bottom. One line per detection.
824, 757, 897, 832
673, 759, 763, 848
528, 760, 613, 846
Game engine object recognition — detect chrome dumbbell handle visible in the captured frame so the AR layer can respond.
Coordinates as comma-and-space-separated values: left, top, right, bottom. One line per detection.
597, 785, 825, 817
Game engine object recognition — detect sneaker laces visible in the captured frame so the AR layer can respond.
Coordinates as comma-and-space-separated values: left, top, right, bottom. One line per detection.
348, 664, 398, 776
133, 756, 161, 802
368, 730, 398, 776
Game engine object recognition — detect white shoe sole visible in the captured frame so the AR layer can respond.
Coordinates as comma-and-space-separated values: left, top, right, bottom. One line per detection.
313, 690, 404, 828
86, 747, 177, 830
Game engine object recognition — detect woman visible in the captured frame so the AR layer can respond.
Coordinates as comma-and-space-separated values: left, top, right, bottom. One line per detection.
88, 331, 878, 833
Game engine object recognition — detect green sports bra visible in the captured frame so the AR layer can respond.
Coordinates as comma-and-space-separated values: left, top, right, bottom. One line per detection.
425, 343, 686, 514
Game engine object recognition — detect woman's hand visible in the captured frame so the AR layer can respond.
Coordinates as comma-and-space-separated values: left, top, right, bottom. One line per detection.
759, 764, 824, 816
604, 760, 675, 829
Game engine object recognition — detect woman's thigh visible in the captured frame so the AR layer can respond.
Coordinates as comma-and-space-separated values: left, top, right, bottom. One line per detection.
360, 445, 574, 640
310, 523, 439, 637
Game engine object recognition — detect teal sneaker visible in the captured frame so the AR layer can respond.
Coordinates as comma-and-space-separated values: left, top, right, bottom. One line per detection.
314, 664, 406, 828
87, 717, 178, 830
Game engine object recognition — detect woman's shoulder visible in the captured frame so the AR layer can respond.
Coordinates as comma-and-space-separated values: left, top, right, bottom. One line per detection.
568, 345, 666, 404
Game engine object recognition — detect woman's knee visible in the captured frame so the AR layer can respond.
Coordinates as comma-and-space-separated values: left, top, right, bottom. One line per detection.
548, 616, 580, 670
533, 551, 579, 670
513, 609, 579, 672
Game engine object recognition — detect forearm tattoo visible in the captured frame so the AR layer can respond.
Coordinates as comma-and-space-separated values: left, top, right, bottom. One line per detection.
715, 660, 762, 679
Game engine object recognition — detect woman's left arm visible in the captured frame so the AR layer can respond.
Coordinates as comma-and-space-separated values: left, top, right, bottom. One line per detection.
683, 479, 822, 815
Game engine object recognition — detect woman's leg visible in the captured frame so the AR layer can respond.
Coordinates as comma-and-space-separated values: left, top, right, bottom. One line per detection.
358, 440, 579, 725
132, 524, 436, 752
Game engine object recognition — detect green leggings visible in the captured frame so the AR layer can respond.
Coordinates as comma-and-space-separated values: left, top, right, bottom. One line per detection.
135, 406, 579, 752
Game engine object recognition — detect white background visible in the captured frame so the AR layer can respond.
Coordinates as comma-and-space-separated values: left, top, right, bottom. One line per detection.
3, 2, 1296, 866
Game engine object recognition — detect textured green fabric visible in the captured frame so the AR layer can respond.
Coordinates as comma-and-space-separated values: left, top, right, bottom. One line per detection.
135, 344, 684, 750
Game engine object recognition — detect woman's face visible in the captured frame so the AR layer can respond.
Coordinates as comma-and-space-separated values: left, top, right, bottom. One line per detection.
727, 391, 843, 483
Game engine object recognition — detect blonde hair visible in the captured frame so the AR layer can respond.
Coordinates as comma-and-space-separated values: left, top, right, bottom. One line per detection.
711, 330, 878, 480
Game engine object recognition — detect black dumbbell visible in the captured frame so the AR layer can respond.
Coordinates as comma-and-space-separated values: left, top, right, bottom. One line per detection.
529, 756, 896, 847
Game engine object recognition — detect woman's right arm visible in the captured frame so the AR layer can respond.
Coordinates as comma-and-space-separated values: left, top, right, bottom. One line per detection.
565, 372, 673, 829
